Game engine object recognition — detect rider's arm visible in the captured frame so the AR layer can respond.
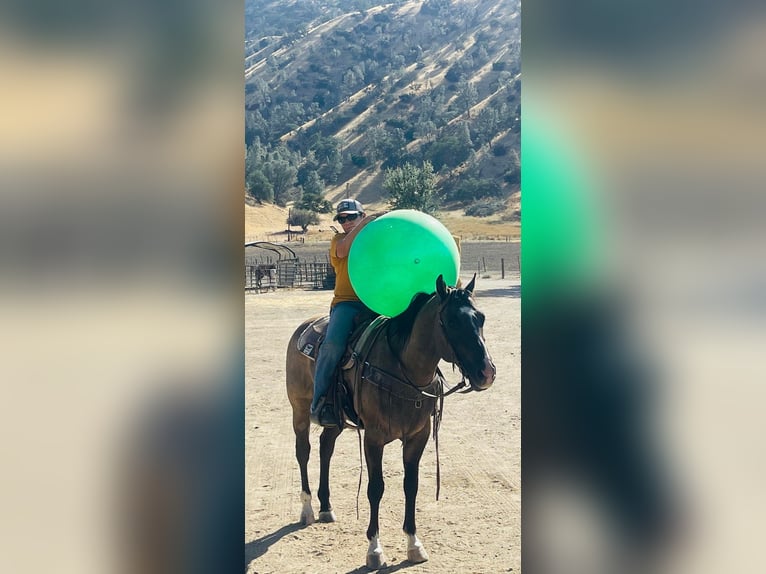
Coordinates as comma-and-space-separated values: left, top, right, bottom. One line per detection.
334, 214, 377, 259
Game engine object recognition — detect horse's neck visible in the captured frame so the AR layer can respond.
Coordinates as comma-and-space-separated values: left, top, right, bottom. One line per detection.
399, 296, 443, 386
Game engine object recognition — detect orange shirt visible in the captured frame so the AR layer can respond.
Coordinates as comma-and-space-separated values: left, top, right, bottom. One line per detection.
330, 233, 361, 307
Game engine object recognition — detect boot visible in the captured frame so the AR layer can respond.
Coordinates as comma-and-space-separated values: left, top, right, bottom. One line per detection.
309, 397, 338, 428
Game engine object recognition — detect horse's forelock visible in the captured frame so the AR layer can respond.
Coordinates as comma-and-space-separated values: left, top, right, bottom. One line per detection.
448, 287, 475, 308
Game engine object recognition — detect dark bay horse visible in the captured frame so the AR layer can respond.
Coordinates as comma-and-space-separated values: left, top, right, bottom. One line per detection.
285, 274, 496, 569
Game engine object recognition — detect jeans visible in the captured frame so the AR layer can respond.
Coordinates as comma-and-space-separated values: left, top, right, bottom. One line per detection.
311, 301, 365, 411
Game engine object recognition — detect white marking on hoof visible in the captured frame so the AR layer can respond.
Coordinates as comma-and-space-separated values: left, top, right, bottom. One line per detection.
317, 509, 337, 522
406, 533, 429, 563
366, 535, 387, 570
299, 492, 315, 525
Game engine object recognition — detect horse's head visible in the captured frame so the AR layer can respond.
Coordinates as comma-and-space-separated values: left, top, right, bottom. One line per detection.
436, 274, 496, 391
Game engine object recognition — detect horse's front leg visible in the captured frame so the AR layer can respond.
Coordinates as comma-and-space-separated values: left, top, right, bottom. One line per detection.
291, 403, 314, 525
364, 436, 387, 570
402, 425, 430, 563
317, 426, 341, 522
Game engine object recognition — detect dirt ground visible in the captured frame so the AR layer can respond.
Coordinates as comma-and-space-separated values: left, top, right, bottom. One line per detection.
245, 276, 520, 574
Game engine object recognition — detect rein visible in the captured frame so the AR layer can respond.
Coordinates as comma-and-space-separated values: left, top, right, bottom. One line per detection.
381, 296, 477, 501
354, 289, 483, 507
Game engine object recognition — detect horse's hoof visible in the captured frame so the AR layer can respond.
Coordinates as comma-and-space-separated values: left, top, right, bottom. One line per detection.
407, 545, 429, 563
300, 510, 315, 526
300, 492, 315, 525
365, 552, 387, 570
317, 510, 337, 522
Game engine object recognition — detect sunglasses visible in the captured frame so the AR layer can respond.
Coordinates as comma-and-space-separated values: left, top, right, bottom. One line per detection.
337, 213, 360, 224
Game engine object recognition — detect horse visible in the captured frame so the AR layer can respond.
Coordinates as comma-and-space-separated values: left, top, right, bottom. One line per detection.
253, 264, 276, 292
285, 274, 496, 569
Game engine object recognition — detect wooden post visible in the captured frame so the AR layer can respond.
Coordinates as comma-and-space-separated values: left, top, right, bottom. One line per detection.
501, 258, 505, 279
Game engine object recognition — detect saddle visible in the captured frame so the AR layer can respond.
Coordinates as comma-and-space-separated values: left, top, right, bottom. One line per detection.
296, 309, 388, 429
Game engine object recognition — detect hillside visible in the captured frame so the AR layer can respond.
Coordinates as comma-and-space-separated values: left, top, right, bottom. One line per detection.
244, 201, 519, 243
245, 0, 521, 223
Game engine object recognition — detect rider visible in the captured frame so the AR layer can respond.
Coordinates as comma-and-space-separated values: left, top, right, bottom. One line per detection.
310, 198, 377, 427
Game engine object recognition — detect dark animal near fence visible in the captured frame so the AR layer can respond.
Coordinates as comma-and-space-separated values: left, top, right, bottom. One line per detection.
285, 275, 496, 569
245, 264, 276, 291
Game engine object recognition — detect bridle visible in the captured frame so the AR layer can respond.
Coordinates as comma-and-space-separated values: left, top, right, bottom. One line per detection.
385, 289, 480, 398
362, 288, 482, 503
437, 290, 485, 395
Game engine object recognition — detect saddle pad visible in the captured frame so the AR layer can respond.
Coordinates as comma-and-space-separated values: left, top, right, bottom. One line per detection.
295, 313, 387, 365
346, 315, 386, 363
296, 315, 329, 360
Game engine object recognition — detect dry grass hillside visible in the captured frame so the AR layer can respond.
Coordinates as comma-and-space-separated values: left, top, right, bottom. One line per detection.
244, 201, 519, 243
246, 0, 521, 209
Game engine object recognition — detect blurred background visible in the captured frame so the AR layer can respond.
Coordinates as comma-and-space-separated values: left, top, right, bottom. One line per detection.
0, 0, 243, 573
1, 0, 765, 572
523, 1, 766, 573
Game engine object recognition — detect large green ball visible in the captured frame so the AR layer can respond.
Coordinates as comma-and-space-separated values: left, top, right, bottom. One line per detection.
349, 210, 460, 317
522, 103, 603, 307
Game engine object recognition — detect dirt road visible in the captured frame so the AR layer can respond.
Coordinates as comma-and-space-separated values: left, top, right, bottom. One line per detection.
246, 276, 520, 573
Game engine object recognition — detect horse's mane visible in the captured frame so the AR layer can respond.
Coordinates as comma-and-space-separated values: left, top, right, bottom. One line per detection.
387, 291, 434, 350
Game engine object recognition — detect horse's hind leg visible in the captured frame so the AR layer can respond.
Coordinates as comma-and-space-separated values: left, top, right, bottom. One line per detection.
402, 426, 430, 563
317, 426, 342, 522
292, 405, 315, 525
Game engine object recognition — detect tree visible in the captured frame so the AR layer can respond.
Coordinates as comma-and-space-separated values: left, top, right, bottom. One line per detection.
415, 119, 437, 142
449, 177, 500, 203
383, 161, 438, 213
310, 136, 343, 183
425, 136, 472, 171
246, 169, 273, 202
456, 80, 478, 117
297, 171, 332, 213
263, 159, 296, 206
475, 106, 500, 148
287, 208, 319, 232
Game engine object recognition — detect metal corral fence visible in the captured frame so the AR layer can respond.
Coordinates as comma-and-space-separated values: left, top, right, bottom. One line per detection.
245, 259, 335, 291
245, 240, 519, 293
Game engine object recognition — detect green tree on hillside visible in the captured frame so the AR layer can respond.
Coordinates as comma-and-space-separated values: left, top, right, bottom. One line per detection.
383, 161, 438, 213
456, 80, 478, 117
297, 171, 332, 213
425, 136, 472, 171
245, 141, 273, 201
246, 169, 273, 202
263, 160, 296, 206
287, 208, 319, 232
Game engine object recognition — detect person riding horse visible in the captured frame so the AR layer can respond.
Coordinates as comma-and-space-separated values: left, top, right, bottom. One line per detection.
310, 198, 376, 427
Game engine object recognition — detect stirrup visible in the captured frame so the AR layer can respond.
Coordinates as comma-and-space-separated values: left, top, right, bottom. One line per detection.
310, 399, 338, 428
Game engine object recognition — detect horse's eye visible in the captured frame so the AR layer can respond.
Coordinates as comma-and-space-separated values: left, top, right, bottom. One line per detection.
476, 313, 485, 328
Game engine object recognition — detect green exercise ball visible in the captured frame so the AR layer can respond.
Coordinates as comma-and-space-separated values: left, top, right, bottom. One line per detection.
522, 103, 603, 307
349, 210, 460, 317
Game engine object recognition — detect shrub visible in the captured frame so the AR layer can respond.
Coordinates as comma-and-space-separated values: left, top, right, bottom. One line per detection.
448, 177, 501, 203
352, 101, 368, 114
504, 166, 520, 185
351, 154, 368, 167
287, 208, 319, 231
464, 199, 505, 217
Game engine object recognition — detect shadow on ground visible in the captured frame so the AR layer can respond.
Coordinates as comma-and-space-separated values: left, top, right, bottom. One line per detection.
475, 285, 521, 298
245, 522, 304, 566
344, 559, 418, 574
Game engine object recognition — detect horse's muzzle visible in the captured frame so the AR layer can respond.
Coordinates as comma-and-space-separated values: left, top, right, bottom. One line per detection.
471, 357, 496, 391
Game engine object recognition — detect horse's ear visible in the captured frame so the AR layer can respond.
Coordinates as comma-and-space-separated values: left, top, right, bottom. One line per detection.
465, 273, 476, 294
436, 274, 448, 300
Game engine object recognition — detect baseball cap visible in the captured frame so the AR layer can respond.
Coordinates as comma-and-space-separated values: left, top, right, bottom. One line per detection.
333, 198, 364, 220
